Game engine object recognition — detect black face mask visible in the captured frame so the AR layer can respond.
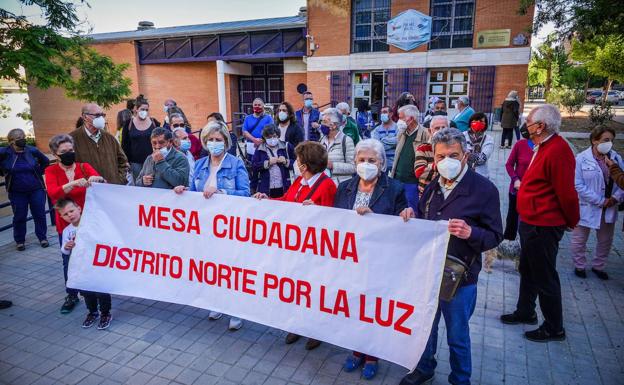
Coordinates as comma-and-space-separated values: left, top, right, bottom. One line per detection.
59, 151, 76, 166
14, 138, 26, 148
432, 110, 447, 116
519, 123, 531, 139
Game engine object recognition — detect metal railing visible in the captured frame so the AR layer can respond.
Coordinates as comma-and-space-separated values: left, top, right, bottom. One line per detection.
0, 169, 56, 233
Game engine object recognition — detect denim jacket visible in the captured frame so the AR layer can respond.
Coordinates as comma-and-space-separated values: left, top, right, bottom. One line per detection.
191, 153, 250, 196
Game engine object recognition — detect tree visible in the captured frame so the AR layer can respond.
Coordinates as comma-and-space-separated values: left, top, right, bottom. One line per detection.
572, 34, 624, 100
0, 0, 132, 108
531, 35, 567, 99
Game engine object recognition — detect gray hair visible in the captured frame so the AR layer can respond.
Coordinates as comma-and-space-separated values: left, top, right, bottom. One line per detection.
49, 134, 74, 154
398, 104, 420, 119
530, 104, 561, 134
430, 115, 450, 129
321, 107, 343, 126
7, 128, 25, 142
355, 139, 387, 172
151, 127, 173, 140
431, 127, 468, 153
335, 102, 350, 113
169, 112, 184, 122
252, 98, 264, 105
457, 96, 470, 106
200, 121, 231, 151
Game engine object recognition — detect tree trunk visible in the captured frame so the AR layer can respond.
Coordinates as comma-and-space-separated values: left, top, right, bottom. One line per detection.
545, 64, 552, 100
604, 79, 613, 103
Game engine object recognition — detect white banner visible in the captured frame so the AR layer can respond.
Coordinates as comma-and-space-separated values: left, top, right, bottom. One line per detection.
68, 184, 449, 369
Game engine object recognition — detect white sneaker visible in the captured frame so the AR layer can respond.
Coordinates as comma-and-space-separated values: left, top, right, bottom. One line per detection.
228, 317, 243, 330
208, 311, 223, 320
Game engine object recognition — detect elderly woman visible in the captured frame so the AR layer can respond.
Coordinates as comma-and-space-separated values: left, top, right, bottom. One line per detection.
44, 134, 104, 314
254, 141, 337, 350
336, 102, 360, 145
174, 120, 250, 330
501, 90, 521, 148
0, 128, 50, 251
571, 126, 624, 280
463, 112, 494, 178
320, 108, 356, 185
334, 139, 406, 380
251, 124, 294, 198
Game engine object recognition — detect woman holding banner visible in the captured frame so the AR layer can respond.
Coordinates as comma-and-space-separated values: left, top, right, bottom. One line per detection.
174, 120, 250, 330
333, 138, 407, 380
253, 141, 336, 350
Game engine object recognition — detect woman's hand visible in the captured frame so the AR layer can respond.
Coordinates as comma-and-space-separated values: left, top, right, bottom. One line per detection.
173, 185, 187, 194
605, 157, 615, 167
448, 219, 472, 240
88, 176, 105, 184
203, 185, 218, 199
278, 156, 287, 164
142, 175, 154, 186
253, 192, 268, 200
302, 199, 315, 206
74, 178, 90, 188
400, 207, 415, 222
269, 157, 279, 165
355, 207, 373, 216
513, 179, 521, 190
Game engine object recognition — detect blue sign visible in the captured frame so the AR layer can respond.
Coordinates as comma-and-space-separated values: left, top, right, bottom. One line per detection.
387, 9, 432, 51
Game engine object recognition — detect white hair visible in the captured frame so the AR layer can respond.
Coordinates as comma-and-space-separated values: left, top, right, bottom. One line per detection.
398, 104, 420, 119
430, 115, 450, 129
355, 139, 387, 172
530, 104, 561, 134
321, 107, 343, 125
253, 98, 265, 105
431, 127, 468, 153
336, 102, 350, 113
457, 96, 470, 106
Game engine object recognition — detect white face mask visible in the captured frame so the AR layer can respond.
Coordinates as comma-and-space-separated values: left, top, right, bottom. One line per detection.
437, 156, 463, 180
278, 111, 288, 122
266, 138, 279, 147
397, 119, 408, 131
597, 141, 613, 155
356, 162, 379, 181
92, 116, 106, 130
159, 146, 170, 157
163, 105, 169, 113
138, 110, 148, 120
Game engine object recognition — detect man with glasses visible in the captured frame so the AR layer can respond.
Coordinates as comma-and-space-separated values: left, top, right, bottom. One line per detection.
70, 103, 129, 185
295, 91, 321, 142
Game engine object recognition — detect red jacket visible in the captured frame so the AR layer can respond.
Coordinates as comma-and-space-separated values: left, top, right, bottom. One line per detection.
517, 135, 580, 228
45, 162, 100, 234
277, 174, 336, 207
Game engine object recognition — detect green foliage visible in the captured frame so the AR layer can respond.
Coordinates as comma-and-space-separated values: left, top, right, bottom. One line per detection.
0, 1, 132, 107
0, 137, 36, 147
589, 103, 615, 125
530, 35, 567, 97
0, 92, 10, 118
572, 34, 624, 99
559, 65, 591, 89
547, 88, 585, 117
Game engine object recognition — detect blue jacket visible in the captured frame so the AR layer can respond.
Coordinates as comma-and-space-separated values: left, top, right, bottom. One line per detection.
452, 106, 475, 132
0, 145, 49, 192
191, 153, 250, 196
295, 108, 321, 142
334, 173, 407, 216
251, 141, 295, 194
418, 169, 503, 286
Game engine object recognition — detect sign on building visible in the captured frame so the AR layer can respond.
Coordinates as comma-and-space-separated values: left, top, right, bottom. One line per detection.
387, 9, 432, 51
476, 29, 511, 48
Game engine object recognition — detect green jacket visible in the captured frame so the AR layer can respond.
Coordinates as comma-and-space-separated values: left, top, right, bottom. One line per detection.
343, 117, 360, 145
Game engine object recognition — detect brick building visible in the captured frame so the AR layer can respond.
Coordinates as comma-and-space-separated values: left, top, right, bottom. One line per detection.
28, 0, 533, 149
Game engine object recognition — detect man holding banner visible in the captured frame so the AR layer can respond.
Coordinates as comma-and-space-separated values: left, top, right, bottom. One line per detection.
400, 128, 503, 385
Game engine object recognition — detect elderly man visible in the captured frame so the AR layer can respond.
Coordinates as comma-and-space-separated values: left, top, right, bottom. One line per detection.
400, 127, 503, 385
390, 104, 429, 211
295, 91, 321, 142
336, 102, 360, 145
501, 104, 579, 342
135, 127, 189, 189
70, 103, 128, 185
451, 96, 475, 132
415, 115, 449, 195
170, 114, 195, 184
242, 98, 274, 191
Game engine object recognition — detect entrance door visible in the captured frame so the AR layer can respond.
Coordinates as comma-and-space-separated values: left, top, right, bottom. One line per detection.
239, 63, 284, 115
353, 71, 385, 118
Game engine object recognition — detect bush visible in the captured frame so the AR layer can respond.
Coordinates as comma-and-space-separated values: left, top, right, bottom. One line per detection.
547, 88, 585, 117
589, 102, 615, 125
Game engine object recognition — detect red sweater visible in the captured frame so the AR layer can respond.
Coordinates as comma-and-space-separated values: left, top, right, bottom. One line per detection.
277, 174, 336, 207
517, 135, 579, 228
45, 162, 100, 234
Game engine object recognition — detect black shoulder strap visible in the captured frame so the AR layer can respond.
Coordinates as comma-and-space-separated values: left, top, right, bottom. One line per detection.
248, 115, 263, 135
304, 173, 329, 201
341, 135, 347, 163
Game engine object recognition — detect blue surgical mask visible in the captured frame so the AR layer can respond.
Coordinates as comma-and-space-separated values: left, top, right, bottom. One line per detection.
159, 147, 170, 157
320, 124, 330, 136
380, 113, 389, 123
207, 141, 225, 156
180, 139, 191, 152
304, 99, 313, 108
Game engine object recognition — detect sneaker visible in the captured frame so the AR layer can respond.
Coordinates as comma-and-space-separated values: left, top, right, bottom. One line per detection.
97, 313, 112, 330
60, 295, 79, 314
399, 370, 434, 385
0, 300, 12, 310
228, 317, 243, 331
208, 311, 223, 320
362, 361, 379, 380
500, 312, 538, 325
40, 239, 49, 248
82, 312, 99, 328
304, 338, 321, 350
285, 333, 300, 344
343, 355, 364, 372
524, 325, 565, 342
574, 268, 587, 278
16, 243, 25, 251
591, 268, 609, 280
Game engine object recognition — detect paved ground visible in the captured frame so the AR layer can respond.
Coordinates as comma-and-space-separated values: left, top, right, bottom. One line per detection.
1, 129, 623, 385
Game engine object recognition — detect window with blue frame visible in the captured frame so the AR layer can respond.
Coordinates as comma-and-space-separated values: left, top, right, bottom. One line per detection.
351, 0, 391, 53
429, 0, 475, 49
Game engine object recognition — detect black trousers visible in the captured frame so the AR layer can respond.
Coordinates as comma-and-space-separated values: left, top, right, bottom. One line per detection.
82, 291, 111, 315
501, 128, 514, 146
503, 193, 519, 240
516, 222, 565, 333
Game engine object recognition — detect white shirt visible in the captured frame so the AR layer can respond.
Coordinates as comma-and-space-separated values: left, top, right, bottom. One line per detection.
61, 223, 78, 256
85, 127, 101, 144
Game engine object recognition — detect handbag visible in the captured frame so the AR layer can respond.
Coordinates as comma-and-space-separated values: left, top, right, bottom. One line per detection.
424, 187, 475, 301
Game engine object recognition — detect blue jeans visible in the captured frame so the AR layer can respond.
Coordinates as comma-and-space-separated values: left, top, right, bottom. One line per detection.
403, 183, 419, 213
58, 234, 79, 296
417, 284, 477, 385
9, 189, 48, 244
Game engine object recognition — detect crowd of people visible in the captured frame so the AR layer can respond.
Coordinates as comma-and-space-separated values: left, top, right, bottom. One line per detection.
0, 86, 614, 384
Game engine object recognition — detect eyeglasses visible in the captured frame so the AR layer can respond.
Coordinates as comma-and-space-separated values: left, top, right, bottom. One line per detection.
172, 123, 186, 128
84, 113, 106, 118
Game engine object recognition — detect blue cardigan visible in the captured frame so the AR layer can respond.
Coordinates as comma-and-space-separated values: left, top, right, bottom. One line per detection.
251, 141, 295, 194
334, 173, 407, 216
0, 145, 50, 192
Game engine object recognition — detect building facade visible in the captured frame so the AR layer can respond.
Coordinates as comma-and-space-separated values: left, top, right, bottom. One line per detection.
28, 0, 533, 149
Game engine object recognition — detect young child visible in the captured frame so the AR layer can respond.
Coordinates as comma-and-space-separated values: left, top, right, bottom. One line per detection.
56, 198, 112, 330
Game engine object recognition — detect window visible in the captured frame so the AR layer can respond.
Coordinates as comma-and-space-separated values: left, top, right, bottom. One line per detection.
427, 69, 469, 108
429, 0, 474, 49
351, 0, 391, 53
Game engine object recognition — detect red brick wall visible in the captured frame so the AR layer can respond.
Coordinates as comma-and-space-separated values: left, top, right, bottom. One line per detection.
307, 0, 351, 56
305, 71, 332, 108
493, 65, 528, 109
473, 0, 533, 49
284, 72, 308, 110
